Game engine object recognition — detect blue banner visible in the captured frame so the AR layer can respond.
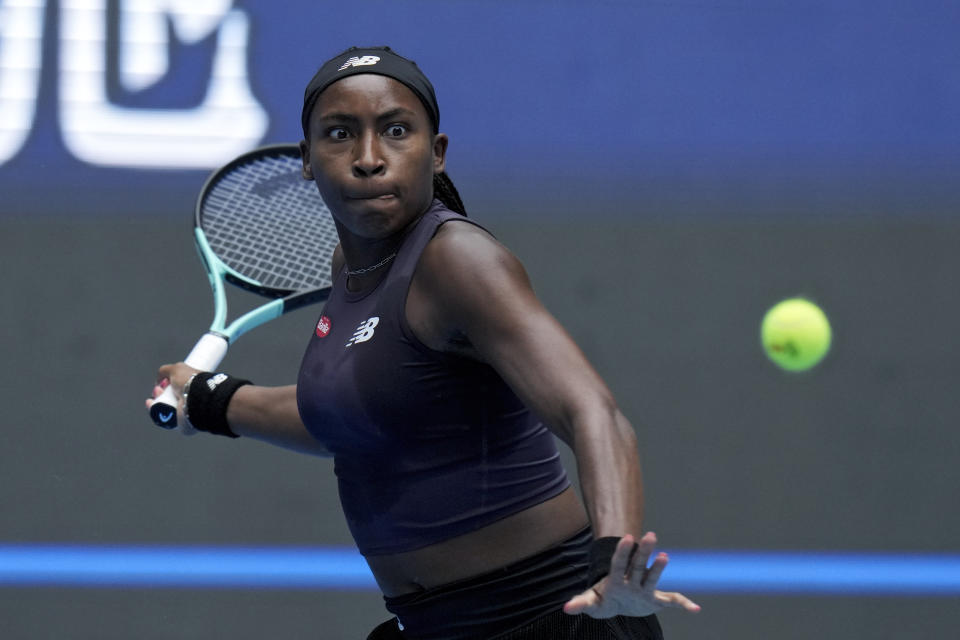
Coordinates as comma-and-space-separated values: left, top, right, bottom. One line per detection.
1, 0, 958, 217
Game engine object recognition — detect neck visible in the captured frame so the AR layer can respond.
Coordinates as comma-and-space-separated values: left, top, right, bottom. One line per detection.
347, 251, 397, 277
335, 226, 408, 293
335, 208, 430, 280
340, 236, 400, 275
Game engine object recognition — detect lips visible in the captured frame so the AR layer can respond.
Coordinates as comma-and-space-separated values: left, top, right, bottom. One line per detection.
346, 191, 396, 201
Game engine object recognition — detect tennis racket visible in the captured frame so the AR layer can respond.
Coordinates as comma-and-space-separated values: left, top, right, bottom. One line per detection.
149, 143, 338, 429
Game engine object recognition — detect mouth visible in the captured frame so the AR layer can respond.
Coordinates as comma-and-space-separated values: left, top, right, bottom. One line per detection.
346, 192, 396, 201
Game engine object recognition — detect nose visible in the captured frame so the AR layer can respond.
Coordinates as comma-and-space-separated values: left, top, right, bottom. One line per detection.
352, 132, 385, 178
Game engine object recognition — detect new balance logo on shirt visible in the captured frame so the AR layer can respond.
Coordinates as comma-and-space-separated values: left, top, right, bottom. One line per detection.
346, 317, 379, 347
338, 55, 380, 71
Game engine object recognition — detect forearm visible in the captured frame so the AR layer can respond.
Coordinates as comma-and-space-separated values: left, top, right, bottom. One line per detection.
571, 403, 645, 538
226, 384, 331, 456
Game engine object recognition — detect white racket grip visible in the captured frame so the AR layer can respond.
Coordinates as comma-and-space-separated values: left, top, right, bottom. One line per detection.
149, 333, 229, 429
183, 332, 230, 370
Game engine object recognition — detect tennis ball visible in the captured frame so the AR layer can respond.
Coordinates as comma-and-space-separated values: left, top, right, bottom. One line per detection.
761, 298, 831, 371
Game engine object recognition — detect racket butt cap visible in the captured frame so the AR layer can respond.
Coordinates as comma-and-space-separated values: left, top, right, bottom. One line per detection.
149, 387, 180, 428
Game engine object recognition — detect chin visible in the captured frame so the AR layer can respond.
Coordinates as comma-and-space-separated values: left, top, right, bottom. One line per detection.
347, 206, 408, 239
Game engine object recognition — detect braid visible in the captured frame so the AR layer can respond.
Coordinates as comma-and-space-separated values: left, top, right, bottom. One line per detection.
433, 172, 467, 216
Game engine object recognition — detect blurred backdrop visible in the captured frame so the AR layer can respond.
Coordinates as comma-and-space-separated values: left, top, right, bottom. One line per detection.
2, 1, 959, 638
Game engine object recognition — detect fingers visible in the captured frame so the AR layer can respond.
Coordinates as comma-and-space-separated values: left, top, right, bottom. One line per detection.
642, 544, 701, 613
147, 364, 203, 435
156, 362, 193, 386
586, 532, 702, 618
154, 362, 202, 395
614, 531, 659, 585
145, 379, 169, 408
609, 535, 637, 580
656, 589, 702, 613
627, 531, 658, 581
639, 552, 668, 591
562, 587, 601, 615
156, 363, 176, 383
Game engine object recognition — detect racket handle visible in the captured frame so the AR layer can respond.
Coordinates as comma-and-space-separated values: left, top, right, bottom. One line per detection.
149, 385, 182, 428
149, 333, 230, 429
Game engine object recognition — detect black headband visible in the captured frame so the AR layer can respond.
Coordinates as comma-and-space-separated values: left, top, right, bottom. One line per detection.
301, 46, 440, 138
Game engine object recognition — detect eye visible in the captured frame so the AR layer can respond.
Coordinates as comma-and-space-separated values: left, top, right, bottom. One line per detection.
384, 124, 407, 138
326, 127, 350, 140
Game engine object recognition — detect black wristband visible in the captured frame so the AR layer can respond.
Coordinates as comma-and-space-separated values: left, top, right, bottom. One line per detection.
184, 372, 251, 438
587, 536, 622, 586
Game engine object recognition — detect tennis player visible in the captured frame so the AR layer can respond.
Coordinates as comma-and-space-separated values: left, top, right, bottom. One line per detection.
149, 46, 699, 639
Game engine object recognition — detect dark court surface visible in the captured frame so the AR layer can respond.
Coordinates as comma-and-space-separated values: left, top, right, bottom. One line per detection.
2, 213, 958, 638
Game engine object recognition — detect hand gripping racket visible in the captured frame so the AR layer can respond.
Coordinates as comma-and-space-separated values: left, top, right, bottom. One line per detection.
149, 143, 338, 428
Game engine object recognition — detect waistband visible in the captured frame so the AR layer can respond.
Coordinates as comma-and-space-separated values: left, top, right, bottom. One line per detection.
383, 526, 592, 640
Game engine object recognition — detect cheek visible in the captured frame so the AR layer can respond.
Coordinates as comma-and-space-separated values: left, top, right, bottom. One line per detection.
309, 170, 341, 206
309, 154, 342, 188
408, 147, 437, 190
403, 165, 434, 203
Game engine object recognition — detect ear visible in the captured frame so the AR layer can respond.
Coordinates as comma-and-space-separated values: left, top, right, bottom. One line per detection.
432, 133, 449, 174
299, 139, 314, 180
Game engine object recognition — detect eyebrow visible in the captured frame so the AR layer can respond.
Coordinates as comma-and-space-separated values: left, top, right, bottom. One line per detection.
317, 107, 419, 125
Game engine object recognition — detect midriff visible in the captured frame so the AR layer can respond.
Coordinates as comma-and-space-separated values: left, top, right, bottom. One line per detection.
364, 486, 589, 597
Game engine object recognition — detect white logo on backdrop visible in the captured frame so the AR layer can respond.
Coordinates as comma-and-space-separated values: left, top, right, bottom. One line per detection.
0, 0, 43, 165
0, 0, 267, 169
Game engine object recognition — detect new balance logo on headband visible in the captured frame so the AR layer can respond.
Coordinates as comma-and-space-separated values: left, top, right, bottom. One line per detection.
339, 55, 380, 71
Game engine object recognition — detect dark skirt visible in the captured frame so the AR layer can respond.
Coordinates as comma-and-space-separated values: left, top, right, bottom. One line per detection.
366, 527, 662, 640
368, 610, 663, 640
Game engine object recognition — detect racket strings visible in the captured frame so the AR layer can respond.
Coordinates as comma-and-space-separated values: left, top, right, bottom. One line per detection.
200, 153, 338, 293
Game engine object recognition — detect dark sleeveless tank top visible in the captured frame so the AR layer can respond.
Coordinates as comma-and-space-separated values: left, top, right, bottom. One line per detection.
296, 200, 570, 556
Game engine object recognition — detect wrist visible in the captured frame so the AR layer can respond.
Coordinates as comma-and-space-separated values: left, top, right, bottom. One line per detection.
184, 372, 252, 438
181, 372, 199, 428
587, 536, 622, 586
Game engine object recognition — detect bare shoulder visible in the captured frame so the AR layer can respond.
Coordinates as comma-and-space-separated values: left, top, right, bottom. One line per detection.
408, 219, 538, 353
417, 219, 528, 291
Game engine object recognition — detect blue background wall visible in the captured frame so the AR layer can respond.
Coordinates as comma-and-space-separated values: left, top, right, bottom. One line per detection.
3, 0, 960, 219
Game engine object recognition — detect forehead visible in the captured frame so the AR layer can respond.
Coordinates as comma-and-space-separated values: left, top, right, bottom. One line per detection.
313, 74, 429, 121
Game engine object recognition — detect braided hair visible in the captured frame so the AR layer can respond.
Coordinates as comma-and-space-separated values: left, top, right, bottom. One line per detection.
434, 171, 467, 216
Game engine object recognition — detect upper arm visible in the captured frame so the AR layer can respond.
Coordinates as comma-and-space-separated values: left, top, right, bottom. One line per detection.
412, 223, 618, 444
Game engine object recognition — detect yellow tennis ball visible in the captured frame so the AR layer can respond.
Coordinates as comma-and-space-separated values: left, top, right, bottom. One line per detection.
761, 298, 831, 371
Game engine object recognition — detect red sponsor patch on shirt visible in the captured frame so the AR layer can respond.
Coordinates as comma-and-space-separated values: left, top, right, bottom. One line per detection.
315, 315, 332, 338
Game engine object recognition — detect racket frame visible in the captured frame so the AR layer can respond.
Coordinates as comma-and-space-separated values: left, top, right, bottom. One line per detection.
149, 144, 334, 429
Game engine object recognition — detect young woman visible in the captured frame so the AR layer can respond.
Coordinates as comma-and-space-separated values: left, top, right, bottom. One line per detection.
149, 46, 699, 640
